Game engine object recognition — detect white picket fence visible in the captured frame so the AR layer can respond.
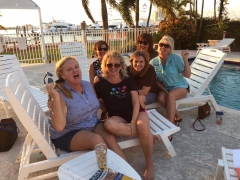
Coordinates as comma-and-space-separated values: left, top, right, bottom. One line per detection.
0, 27, 156, 63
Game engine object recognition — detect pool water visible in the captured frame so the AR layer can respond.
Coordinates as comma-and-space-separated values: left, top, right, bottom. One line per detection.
205, 64, 240, 110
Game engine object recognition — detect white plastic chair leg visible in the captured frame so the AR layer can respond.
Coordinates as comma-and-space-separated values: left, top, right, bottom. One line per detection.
214, 159, 224, 180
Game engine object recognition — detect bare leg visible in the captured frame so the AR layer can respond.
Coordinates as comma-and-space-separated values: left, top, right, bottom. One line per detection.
157, 90, 187, 123
70, 130, 105, 151
166, 88, 188, 123
93, 123, 126, 160
137, 112, 155, 180
104, 117, 136, 137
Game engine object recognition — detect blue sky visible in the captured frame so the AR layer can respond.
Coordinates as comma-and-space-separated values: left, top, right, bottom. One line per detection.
0, 0, 239, 27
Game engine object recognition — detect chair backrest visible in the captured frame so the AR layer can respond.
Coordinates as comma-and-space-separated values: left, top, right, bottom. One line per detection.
0, 55, 31, 100
59, 42, 89, 81
4, 72, 58, 159
187, 49, 227, 96
213, 38, 235, 47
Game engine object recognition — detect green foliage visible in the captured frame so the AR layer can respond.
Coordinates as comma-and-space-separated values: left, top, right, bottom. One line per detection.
158, 17, 196, 49
121, 40, 136, 53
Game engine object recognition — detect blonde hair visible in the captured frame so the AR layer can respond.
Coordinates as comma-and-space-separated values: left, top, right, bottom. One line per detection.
54, 56, 79, 99
159, 35, 174, 52
101, 51, 128, 79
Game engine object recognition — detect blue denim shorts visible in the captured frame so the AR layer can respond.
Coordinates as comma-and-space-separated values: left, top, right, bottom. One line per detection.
51, 129, 80, 152
145, 93, 158, 105
51, 121, 102, 152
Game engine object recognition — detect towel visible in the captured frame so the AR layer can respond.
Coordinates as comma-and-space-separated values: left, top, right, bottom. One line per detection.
89, 167, 135, 180
233, 150, 240, 178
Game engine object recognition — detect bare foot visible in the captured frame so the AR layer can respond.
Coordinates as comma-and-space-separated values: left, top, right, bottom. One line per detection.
143, 167, 155, 180
153, 135, 161, 145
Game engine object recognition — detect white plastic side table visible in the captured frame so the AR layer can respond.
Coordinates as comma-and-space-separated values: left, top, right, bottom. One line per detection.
58, 149, 141, 180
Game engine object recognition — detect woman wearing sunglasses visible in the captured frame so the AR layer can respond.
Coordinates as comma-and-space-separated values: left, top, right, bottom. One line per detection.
94, 51, 156, 180
89, 40, 109, 85
137, 33, 158, 61
46, 56, 125, 159
150, 35, 191, 133
89, 40, 109, 119
127, 50, 158, 108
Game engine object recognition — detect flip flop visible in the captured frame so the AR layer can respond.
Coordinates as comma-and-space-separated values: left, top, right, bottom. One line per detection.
174, 118, 182, 127
168, 135, 173, 141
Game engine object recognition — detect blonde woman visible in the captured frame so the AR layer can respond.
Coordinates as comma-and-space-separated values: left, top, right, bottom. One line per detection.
46, 56, 125, 160
94, 51, 155, 180
150, 35, 191, 132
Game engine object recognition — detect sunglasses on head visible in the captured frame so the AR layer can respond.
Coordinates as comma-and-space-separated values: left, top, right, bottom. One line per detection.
106, 63, 121, 68
98, 47, 108, 51
138, 41, 148, 45
159, 43, 171, 48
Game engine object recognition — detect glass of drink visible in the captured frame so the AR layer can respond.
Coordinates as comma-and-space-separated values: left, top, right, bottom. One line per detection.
95, 143, 107, 168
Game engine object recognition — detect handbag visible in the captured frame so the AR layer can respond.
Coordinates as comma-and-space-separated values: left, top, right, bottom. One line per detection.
193, 102, 211, 131
0, 118, 19, 152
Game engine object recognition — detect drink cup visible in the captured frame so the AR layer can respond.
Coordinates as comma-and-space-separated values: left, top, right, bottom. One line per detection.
216, 111, 224, 125
95, 143, 107, 168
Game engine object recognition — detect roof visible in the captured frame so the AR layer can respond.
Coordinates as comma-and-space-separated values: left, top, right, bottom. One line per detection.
0, 0, 39, 10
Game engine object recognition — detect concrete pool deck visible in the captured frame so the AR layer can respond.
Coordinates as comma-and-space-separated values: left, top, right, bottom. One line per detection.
0, 50, 240, 180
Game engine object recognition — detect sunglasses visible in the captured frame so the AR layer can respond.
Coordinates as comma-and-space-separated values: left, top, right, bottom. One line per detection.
98, 47, 108, 51
159, 43, 171, 48
106, 63, 121, 68
138, 41, 148, 45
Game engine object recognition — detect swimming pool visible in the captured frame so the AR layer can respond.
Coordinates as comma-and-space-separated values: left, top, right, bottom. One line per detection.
206, 64, 240, 110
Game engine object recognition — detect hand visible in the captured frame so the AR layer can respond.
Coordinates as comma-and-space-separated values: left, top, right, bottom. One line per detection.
46, 83, 59, 100
126, 121, 137, 137
93, 76, 99, 84
181, 49, 189, 61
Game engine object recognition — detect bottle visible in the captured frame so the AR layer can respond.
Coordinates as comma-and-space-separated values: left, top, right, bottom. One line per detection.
216, 111, 224, 125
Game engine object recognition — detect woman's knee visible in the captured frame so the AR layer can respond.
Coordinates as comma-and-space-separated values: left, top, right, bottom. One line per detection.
92, 133, 105, 145
104, 120, 118, 133
137, 113, 150, 131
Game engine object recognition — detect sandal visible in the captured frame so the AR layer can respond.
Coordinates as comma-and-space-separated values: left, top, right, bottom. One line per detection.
174, 118, 182, 127
100, 111, 108, 120
168, 135, 173, 141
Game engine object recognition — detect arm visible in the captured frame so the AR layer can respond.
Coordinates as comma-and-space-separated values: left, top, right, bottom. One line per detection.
138, 86, 151, 96
156, 80, 168, 94
89, 63, 95, 85
181, 50, 191, 78
127, 90, 140, 137
46, 84, 67, 131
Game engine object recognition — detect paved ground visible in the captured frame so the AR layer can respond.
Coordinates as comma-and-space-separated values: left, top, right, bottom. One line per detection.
0, 50, 240, 180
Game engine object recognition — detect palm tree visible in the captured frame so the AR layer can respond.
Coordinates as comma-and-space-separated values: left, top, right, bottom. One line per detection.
197, 0, 204, 40
82, 0, 119, 30
0, 14, 6, 31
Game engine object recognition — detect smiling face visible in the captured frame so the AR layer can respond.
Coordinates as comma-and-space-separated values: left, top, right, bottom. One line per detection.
132, 55, 145, 72
158, 39, 171, 57
138, 39, 149, 52
61, 59, 82, 85
96, 43, 108, 60
105, 57, 122, 77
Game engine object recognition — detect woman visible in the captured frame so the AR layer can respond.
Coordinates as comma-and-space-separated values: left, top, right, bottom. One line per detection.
137, 33, 158, 61
150, 35, 191, 129
94, 51, 155, 180
89, 40, 109, 119
46, 56, 125, 160
127, 50, 158, 108
89, 40, 109, 85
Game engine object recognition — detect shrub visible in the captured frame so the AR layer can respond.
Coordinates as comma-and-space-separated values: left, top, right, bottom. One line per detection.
158, 17, 196, 49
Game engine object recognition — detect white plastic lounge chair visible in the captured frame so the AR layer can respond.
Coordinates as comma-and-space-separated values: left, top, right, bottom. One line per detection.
0, 54, 48, 117
4, 72, 88, 180
59, 42, 89, 81
5, 72, 180, 179
197, 38, 235, 54
146, 49, 227, 112
214, 147, 239, 180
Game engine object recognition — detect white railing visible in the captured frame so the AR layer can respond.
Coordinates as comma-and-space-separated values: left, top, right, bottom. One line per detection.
0, 27, 156, 63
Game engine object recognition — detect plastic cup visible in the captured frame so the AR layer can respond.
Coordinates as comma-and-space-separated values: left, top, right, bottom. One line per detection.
216, 111, 224, 125
95, 143, 107, 168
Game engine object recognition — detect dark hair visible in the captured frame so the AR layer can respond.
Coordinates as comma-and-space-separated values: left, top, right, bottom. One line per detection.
129, 50, 150, 77
93, 40, 109, 56
136, 33, 155, 55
